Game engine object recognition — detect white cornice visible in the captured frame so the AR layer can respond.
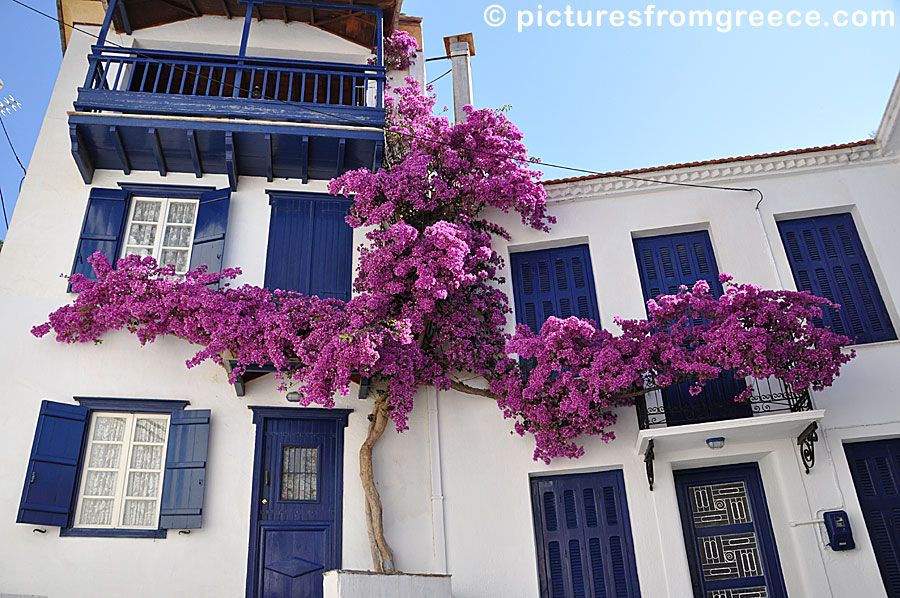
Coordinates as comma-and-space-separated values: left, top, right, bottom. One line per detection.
544, 142, 895, 203
877, 71, 900, 154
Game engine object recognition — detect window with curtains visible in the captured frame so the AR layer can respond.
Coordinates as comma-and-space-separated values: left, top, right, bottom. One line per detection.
778, 213, 896, 344
17, 399, 210, 538
74, 413, 170, 529
71, 184, 231, 286
121, 198, 199, 275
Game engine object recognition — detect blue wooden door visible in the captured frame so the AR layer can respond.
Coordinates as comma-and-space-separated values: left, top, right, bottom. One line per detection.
248, 413, 348, 598
845, 439, 900, 596
530, 470, 641, 597
633, 232, 749, 426
675, 464, 787, 598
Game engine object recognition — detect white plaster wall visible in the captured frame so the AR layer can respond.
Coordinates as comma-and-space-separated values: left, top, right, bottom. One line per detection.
3, 11, 900, 598
126, 16, 372, 64
323, 570, 452, 598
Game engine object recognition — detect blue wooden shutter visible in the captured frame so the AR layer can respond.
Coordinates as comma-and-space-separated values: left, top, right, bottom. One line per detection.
511, 245, 600, 333
189, 188, 232, 274
159, 409, 210, 529
845, 440, 900, 596
264, 192, 353, 300
265, 194, 314, 293
17, 401, 88, 527
633, 231, 724, 303
778, 214, 895, 344
70, 188, 129, 281
531, 471, 641, 598
308, 197, 353, 301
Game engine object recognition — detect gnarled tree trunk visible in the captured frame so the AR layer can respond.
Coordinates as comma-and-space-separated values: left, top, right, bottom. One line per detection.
359, 394, 396, 572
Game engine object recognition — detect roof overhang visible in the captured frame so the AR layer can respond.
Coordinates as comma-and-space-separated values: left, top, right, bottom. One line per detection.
113, 0, 404, 47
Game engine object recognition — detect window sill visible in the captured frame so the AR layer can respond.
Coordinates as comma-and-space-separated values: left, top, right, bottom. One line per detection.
850, 337, 900, 349
60, 527, 167, 539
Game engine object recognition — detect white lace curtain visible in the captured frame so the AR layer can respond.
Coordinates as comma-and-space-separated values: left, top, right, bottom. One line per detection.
78, 414, 168, 528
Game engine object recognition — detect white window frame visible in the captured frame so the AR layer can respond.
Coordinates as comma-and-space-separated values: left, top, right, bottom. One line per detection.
74, 412, 170, 530
121, 197, 199, 275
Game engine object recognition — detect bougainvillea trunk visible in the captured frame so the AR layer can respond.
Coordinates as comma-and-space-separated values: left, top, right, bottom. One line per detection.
359, 395, 395, 572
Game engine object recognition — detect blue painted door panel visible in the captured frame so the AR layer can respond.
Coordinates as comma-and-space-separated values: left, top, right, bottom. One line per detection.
250, 415, 346, 598
510, 244, 601, 334
633, 231, 749, 426
675, 464, 787, 598
531, 470, 641, 598
845, 439, 900, 596
17, 401, 89, 527
778, 213, 896, 344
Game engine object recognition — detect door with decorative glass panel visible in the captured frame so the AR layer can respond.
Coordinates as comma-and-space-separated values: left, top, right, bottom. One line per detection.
247, 412, 348, 598
674, 464, 788, 598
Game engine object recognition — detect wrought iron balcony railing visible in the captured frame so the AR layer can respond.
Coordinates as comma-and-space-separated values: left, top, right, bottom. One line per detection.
74, 46, 387, 126
634, 377, 814, 430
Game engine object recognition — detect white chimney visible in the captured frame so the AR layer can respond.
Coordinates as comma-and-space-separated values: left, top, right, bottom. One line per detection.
443, 33, 476, 123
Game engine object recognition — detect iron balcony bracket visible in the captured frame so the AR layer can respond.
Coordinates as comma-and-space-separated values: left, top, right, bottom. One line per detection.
798, 421, 819, 474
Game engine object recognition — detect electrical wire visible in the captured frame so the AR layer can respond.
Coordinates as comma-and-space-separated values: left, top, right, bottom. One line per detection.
7, 0, 762, 198
427, 69, 451, 86
0, 180, 9, 230
0, 114, 26, 174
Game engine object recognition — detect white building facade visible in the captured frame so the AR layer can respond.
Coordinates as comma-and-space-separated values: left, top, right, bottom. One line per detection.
1, 2, 900, 597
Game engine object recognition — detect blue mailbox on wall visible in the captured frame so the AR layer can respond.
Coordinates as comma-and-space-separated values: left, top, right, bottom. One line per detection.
824, 510, 855, 551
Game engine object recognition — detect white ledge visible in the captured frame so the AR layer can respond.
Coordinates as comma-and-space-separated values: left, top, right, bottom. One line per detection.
635, 409, 825, 455
323, 569, 452, 598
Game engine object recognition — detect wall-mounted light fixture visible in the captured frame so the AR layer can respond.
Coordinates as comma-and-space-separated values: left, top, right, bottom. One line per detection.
286, 391, 301, 403
706, 437, 726, 450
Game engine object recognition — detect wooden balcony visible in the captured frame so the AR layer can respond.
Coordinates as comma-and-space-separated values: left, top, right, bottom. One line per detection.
68, 46, 386, 188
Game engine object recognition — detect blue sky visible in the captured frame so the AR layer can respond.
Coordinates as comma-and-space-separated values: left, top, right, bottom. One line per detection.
0, 0, 898, 239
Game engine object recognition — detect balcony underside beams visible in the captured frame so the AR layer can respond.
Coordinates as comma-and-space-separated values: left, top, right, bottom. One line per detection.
68, 112, 383, 185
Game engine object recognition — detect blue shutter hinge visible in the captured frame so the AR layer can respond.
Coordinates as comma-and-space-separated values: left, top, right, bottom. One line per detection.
29, 471, 36, 484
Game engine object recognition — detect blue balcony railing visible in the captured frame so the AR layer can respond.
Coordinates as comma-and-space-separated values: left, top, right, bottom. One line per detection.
634, 377, 814, 429
74, 46, 386, 126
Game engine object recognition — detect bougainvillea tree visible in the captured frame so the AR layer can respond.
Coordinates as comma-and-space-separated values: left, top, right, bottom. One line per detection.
32, 32, 854, 572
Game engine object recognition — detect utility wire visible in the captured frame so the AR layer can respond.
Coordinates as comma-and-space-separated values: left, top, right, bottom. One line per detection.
8, 0, 762, 199
0, 180, 9, 230
0, 114, 26, 174
427, 69, 451, 86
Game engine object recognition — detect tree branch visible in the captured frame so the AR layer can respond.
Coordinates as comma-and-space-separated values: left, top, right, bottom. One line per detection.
448, 379, 500, 399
